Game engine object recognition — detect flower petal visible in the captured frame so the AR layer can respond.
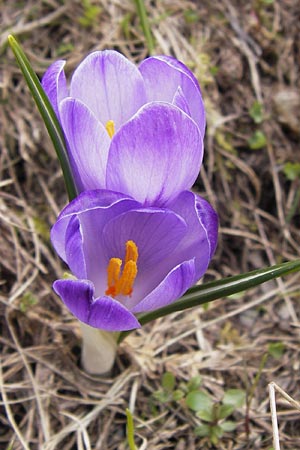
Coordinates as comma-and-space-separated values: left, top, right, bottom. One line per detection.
172, 86, 191, 116
102, 208, 187, 270
51, 189, 139, 264
102, 207, 188, 310
88, 295, 140, 331
168, 191, 218, 279
53, 279, 91, 323
194, 195, 218, 258
70, 50, 147, 130
132, 259, 195, 313
42, 60, 68, 118
53, 279, 140, 331
59, 98, 111, 191
64, 215, 87, 279
139, 55, 206, 137
106, 103, 202, 206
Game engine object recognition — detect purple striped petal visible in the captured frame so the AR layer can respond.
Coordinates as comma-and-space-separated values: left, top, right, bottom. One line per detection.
70, 50, 147, 130
172, 86, 191, 116
41, 60, 68, 118
102, 208, 186, 270
168, 191, 218, 279
51, 189, 139, 263
139, 55, 206, 137
132, 259, 195, 313
53, 279, 140, 331
59, 98, 111, 191
106, 103, 202, 206
64, 215, 87, 279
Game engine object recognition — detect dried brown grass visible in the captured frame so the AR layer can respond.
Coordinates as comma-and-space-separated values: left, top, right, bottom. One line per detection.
1, 0, 300, 448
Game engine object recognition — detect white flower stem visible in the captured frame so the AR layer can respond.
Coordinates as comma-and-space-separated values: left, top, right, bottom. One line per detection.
80, 323, 119, 375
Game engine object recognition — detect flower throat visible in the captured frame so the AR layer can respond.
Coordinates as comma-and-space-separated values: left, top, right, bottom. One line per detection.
105, 240, 138, 298
105, 120, 115, 138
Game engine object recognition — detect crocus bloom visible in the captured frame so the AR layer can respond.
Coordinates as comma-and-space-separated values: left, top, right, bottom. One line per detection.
42, 50, 206, 195
51, 189, 218, 331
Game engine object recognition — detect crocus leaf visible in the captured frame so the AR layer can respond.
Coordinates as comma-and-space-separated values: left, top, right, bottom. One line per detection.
125, 408, 137, 450
133, 0, 155, 54
136, 259, 300, 327
8, 35, 77, 201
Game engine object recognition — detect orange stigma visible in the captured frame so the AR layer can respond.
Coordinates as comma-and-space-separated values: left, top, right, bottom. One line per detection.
105, 120, 115, 138
105, 240, 138, 297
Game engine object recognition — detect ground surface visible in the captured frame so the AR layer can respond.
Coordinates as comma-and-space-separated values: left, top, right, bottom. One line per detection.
1, 0, 300, 449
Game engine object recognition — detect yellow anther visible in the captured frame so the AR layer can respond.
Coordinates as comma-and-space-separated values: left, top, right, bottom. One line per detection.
124, 240, 138, 265
105, 120, 115, 139
105, 241, 138, 298
115, 260, 137, 296
105, 258, 122, 297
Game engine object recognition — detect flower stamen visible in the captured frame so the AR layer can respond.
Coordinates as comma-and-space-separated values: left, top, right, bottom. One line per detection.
105, 240, 138, 297
105, 120, 115, 138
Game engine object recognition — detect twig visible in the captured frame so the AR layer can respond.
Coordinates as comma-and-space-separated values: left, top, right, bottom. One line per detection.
269, 382, 300, 450
268, 382, 280, 450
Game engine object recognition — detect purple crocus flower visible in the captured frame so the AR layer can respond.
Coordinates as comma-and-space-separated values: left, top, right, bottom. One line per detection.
51, 189, 218, 332
42, 50, 206, 195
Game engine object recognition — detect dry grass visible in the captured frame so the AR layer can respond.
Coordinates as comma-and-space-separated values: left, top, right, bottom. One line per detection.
1, 0, 300, 448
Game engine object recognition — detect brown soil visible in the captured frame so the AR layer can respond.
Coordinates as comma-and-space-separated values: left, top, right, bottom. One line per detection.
1, 0, 300, 449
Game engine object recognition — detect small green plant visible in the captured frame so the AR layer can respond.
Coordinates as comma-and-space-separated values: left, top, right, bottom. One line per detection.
248, 130, 267, 150
153, 372, 245, 446
249, 100, 264, 124
268, 341, 285, 359
57, 42, 74, 57
153, 371, 186, 403
79, 0, 101, 28
183, 9, 199, 24
186, 388, 245, 445
283, 162, 300, 181
19, 291, 38, 313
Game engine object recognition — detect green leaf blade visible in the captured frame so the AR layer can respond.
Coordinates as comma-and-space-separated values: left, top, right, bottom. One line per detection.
136, 259, 300, 328
8, 35, 77, 201
133, 0, 155, 54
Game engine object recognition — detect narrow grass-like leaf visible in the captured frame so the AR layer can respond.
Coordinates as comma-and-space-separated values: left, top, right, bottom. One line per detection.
118, 259, 300, 342
126, 408, 137, 450
133, 0, 155, 54
8, 35, 77, 201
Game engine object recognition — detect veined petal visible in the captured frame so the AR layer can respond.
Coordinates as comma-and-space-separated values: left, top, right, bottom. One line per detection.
53, 279, 91, 323
102, 207, 187, 311
194, 195, 218, 258
59, 98, 111, 191
172, 86, 191, 116
102, 208, 187, 270
41, 60, 68, 118
168, 191, 218, 279
64, 215, 87, 279
70, 50, 147, 130
139, 55, 206, 137
106, 103, 202, 206
51, 189, 139, 264
88, 295, 140, 331
53, 279, 140, 331
132, 259, 195, 313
